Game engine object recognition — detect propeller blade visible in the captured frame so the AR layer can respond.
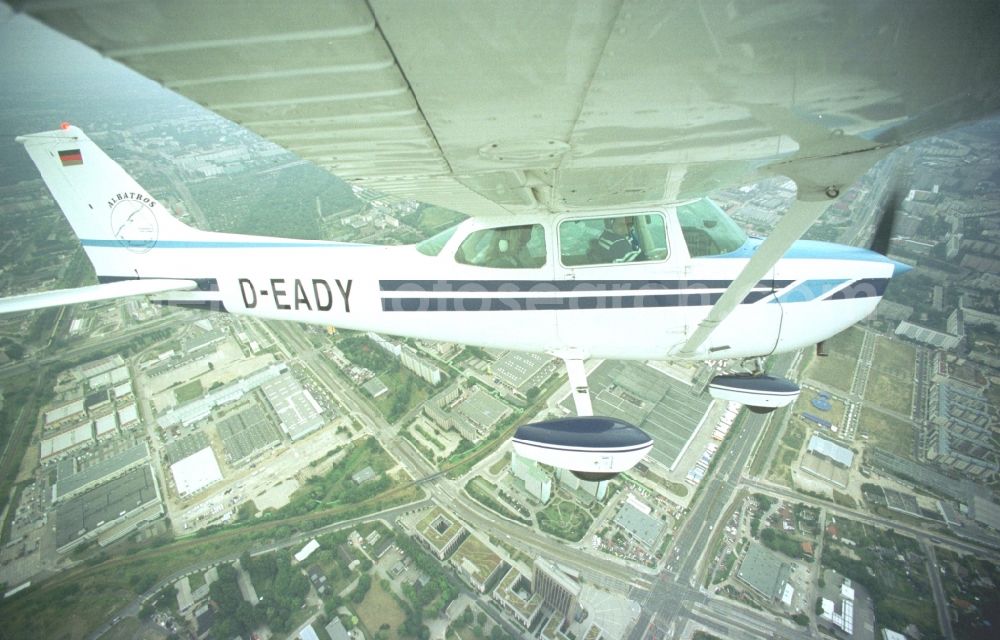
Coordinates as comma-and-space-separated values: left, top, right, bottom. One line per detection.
870, 187, 904, 256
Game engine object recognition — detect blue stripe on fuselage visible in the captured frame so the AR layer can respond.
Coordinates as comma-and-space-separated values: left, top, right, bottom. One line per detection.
81, 239, 359, 249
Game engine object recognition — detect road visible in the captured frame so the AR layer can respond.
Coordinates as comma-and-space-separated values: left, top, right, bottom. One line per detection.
629, 354, 813, 640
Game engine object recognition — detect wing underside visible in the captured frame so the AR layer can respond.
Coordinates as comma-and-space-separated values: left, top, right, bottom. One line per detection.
16, 0, 1000, 214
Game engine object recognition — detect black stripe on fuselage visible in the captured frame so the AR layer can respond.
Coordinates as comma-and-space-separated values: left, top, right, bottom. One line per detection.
381, 290, 772, 312
822, 278, 889, 300
379, 279, 793, 293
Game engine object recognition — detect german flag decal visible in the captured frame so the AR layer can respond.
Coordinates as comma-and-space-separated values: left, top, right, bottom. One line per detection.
59, 149, 83, 166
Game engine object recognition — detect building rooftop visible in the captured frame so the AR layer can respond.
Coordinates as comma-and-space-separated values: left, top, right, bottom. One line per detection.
455, 387, 512, 430
807, 434, 854, 467
451, 535, 504, 586
416, 508, 465, 553
170, 447, 223, 497
261, 371, 327, 440
55, 442, 150, 500
55, 464, 160, 549
737, 542, 790, 600
613, 500, 663, 548
494, 567, 544, 621
362, 376, 388, 398
492, 351, 554, 392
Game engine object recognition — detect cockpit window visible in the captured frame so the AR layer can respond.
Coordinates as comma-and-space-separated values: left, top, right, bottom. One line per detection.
455, 224, 546, 268
676, 198, 747, 257
415, 224, 458, 256
558, 213, 667, 266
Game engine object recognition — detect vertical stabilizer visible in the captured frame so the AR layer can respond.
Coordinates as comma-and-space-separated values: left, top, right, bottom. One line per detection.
16, 125, 206, 277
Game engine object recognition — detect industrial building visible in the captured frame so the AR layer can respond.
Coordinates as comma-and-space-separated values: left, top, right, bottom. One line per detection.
40, 422, 95, 463
217, 404, 282, 463
54, 442, 151, 502
55, 464, 163, 553
43, 398, 86, 430
170, 447, 224, 497
157, 362, 285, 429
261, 371, 327, 440
491, 351, 556, 400
802, 433, 854, 488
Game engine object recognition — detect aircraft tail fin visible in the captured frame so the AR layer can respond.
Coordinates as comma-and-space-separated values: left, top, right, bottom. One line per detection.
16, 124, 208, 278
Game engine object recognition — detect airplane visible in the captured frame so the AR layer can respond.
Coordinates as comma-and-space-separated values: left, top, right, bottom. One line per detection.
3, 1, 999, 480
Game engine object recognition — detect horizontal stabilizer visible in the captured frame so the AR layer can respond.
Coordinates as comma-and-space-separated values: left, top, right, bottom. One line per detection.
0, 279, 199, 315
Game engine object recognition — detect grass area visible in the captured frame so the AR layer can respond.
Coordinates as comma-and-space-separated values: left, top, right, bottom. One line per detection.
749, 408, 787, 477
806, 326, 866, 392
864, 337, 915, 415
808, 355, 858, 393
174, 378, 204, 404
356, 580, 408, 639
536, 498, 593, 542
372, 366, 436, 423
858, 406, 915, 460
488, 457, 508, 476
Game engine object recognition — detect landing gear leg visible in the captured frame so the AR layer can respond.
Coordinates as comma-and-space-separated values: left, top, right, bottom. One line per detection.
564, 358, 594, 417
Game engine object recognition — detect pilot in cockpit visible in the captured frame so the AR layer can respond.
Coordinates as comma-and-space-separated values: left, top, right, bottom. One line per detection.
593, 216, 642, 263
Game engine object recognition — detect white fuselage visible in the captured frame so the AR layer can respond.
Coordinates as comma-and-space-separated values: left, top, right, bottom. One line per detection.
95, 209, 899, 362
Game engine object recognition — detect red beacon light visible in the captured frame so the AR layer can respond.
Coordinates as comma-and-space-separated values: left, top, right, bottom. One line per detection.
60, 122, 71, 130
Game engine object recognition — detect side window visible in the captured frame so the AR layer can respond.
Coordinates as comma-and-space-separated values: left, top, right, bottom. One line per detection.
559, 213, 667, 266
454, 224, 546, 268
676, 198, 747, 257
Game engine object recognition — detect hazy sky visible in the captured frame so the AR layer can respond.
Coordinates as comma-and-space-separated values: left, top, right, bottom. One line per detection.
0, 7, 196, 183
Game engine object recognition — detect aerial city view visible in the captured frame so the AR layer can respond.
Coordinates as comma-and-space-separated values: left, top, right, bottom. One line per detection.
0, 5, 998, 640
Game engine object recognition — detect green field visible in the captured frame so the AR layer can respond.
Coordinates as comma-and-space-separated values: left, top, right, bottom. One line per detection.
536, 498, 593, 542
858, 406, 916, 460
174, 379, 204, 403
806, 327, 866, 392
864, 337, 915, 416
356, 579, 408, 639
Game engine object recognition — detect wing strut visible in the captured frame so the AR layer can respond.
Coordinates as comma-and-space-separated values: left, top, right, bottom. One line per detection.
564, 358, 594, 417
677, 197, 832, 357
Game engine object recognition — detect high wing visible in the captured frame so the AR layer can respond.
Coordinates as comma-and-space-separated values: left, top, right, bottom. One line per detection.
0, 279, 198, 314
15, 0, 1000, 215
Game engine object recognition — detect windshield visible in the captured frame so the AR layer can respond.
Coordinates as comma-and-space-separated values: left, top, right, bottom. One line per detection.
676, 198, 747, 257
415, 224, 459, 256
